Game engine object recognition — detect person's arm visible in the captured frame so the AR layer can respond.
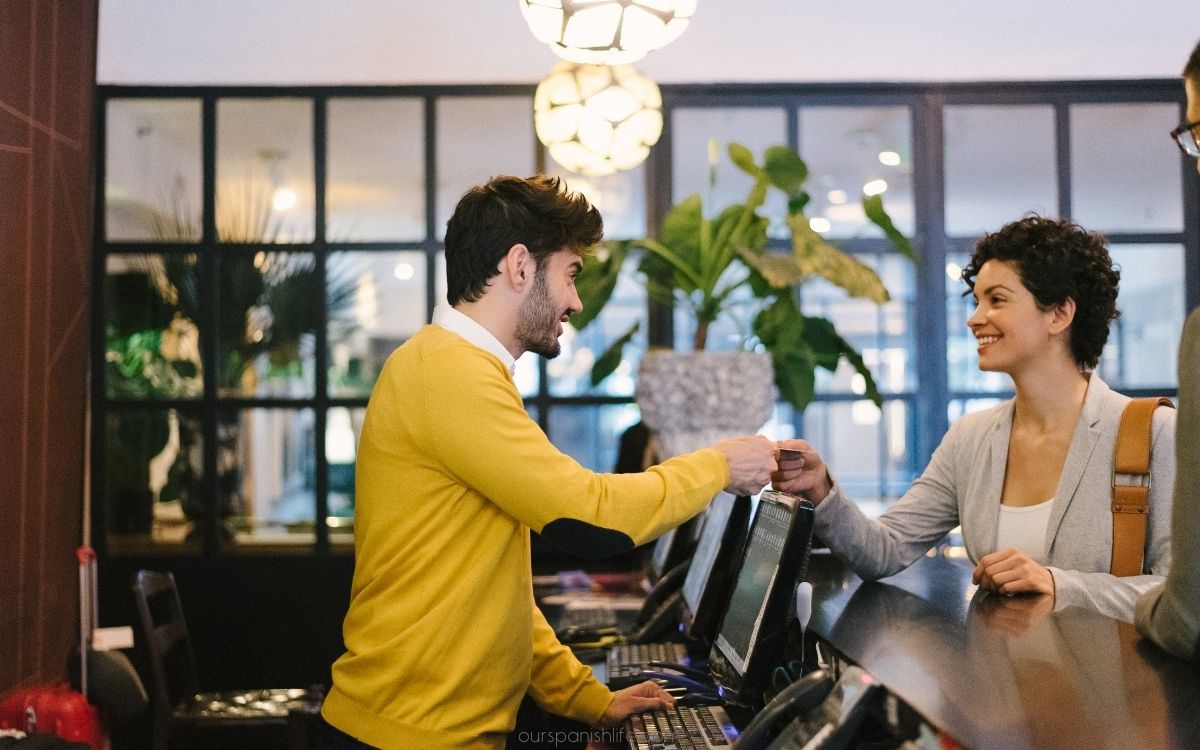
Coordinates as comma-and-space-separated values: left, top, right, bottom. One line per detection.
1051, 405, 1176, 619
776, 419, 966, 581
526, 604, 614, 725
1137, 308, 1200, 660
422, 349, 769, 557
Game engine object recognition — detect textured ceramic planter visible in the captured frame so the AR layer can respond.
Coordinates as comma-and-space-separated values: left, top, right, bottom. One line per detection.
636, 349, 775, 459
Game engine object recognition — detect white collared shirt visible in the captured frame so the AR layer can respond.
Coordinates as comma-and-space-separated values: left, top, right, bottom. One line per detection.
432, 305, 517, 376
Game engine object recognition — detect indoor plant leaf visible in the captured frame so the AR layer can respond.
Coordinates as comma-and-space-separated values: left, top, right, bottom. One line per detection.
863, 193, 920, 264
762, 146, 808, 196
788, 213, 890, 303
574, 240, 632, 330
590, 321, 641, 386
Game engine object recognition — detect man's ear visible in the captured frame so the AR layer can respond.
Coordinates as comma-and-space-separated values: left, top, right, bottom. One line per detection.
500, 243, 533, 292
1048, 297, 1076, 335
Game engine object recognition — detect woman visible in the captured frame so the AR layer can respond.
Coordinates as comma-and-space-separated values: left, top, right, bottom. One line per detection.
775, 215, 1175, 617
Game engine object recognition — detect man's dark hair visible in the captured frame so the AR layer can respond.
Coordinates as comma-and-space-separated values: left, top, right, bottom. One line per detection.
1184, 38, 1200, 83
443, 175, 602, 306
961, 214, 1120, 371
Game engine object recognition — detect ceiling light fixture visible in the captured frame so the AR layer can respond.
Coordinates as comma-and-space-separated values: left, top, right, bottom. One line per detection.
519, 0, 697, 65
534, 61, 663, 175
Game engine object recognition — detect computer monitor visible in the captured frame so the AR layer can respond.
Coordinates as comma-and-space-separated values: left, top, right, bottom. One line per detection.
679, 493, 752, 643
648, 512, 703, 582
708, 490, 815, 708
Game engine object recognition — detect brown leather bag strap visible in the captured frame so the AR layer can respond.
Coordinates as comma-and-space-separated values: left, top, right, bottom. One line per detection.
1110, 397, 1174, 577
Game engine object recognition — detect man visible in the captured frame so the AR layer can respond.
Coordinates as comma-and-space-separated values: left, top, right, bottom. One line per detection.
320, 175, 778, 749
1134, 38, 1200, 663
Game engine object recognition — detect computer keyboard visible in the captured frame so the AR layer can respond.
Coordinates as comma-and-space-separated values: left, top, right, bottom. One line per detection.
558, 606, 618, 631
624, 704, 736, 750
607, 642, 689, 679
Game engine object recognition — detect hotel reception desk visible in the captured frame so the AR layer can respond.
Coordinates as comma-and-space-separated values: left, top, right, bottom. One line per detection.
805, 550, 1200, 749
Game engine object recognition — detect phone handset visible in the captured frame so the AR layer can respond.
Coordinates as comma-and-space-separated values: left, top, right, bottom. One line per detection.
732, 669, 833, 750
633, 559, 690, 628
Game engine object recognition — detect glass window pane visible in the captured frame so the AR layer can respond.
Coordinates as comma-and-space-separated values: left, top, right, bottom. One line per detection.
436, 97, 535, 240
104, 254, 203, 399
217, 252, 318, 397
798, 106, 914, 237
328, 251, 427, 397
327, 406, 363, 547
217, 98, 315, 243
327, 98, 425, 242
229, 408, 316, 546
1070, 103, 1183, 233
799, 399, 915, 512
105, 99, 201, 242
551, 165, 647, 240
550, 253, 645, 396
945, 252, 1010, 393
672, 108, 788, 236
944, 105, 1057, 237
104, 408, 201, 551
1097, 244, 1185, 388
547, 404, 642, 473
802, 254, 917, 394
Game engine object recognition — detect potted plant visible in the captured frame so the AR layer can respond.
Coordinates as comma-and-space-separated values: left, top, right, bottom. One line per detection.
574, 142, 918, 457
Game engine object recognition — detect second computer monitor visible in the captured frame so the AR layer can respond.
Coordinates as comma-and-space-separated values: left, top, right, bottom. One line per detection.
709, 490, 815, 708
679, 493, 752, 643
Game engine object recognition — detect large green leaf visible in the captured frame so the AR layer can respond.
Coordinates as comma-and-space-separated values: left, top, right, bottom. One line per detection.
659, 193, 703, 263
738, 249, 807, 289
590, 321, 640, 386
573, 241, 631, 331
862, 193, 920, 264
763, 146, 808, 196
788, 213, 890, 303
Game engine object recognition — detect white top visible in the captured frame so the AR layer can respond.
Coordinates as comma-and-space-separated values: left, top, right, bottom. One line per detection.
432, 305, 516, 376
994, 498, 1055, 564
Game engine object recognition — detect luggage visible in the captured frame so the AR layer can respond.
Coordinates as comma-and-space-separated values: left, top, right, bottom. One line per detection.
0, 683, 101, 750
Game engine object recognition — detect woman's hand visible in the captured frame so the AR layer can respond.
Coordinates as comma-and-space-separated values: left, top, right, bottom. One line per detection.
771, 439, 833, 504
972, 548, 1055, 597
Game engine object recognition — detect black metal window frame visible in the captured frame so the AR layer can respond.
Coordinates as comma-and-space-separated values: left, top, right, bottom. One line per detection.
92, 79, 1198, 558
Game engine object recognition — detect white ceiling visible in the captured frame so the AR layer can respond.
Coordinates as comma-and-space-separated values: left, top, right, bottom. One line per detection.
98, 1, 1198, 86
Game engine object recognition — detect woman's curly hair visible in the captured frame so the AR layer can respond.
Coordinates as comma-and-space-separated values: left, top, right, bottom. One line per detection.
961, 215, 1120, 371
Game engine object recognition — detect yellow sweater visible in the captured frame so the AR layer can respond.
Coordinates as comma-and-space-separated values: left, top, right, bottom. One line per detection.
322, 324, 729, 749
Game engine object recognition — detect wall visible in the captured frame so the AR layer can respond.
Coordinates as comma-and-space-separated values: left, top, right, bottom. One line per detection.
96, 0, 1199, 86
0, 0, 98, 692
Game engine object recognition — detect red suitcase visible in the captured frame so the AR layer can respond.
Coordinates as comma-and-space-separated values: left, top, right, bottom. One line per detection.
0, 682, 102, 749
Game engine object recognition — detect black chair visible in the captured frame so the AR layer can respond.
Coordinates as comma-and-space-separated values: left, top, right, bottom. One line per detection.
131, 570, 324, 750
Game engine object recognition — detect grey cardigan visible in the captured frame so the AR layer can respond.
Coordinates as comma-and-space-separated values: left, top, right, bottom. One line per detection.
814, 373, 1175, 620
1136, 307, 1200, 661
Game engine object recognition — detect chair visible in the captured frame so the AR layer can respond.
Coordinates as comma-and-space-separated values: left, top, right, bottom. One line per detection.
131, 570, 324, 750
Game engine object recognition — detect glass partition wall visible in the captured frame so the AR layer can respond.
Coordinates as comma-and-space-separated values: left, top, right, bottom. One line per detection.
94, 81, 1197, 556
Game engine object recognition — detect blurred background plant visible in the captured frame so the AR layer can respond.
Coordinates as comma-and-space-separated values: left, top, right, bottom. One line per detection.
575, 140, 918, 413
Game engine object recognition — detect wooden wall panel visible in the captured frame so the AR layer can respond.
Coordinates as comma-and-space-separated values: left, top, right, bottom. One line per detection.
0, 0, 98, 693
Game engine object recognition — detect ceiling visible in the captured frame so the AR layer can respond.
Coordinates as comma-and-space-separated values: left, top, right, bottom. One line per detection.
98, 1, 1198, 86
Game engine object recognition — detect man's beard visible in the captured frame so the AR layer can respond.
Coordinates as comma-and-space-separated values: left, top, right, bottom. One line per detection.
514, 268, 564, 358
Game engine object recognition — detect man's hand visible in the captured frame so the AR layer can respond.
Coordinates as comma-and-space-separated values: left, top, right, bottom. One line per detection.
713, 435, 778, 497
596, 680, 675, 727
972, 548, 1055, 597
771, 439, 833, 504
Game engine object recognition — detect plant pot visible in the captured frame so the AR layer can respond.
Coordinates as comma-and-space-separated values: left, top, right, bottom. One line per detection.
636, 350, 775, 459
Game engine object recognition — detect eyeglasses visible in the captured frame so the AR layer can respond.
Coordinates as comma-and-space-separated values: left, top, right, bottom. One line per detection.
1170, 118, 1200, 157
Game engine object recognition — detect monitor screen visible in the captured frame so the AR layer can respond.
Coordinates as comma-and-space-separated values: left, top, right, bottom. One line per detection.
716, 495, 793, 673
650, 527, 676, 579
681, 492, 736, 614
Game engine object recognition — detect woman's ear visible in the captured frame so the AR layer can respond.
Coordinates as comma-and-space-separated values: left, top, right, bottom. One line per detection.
1048, 297, 1076, 335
